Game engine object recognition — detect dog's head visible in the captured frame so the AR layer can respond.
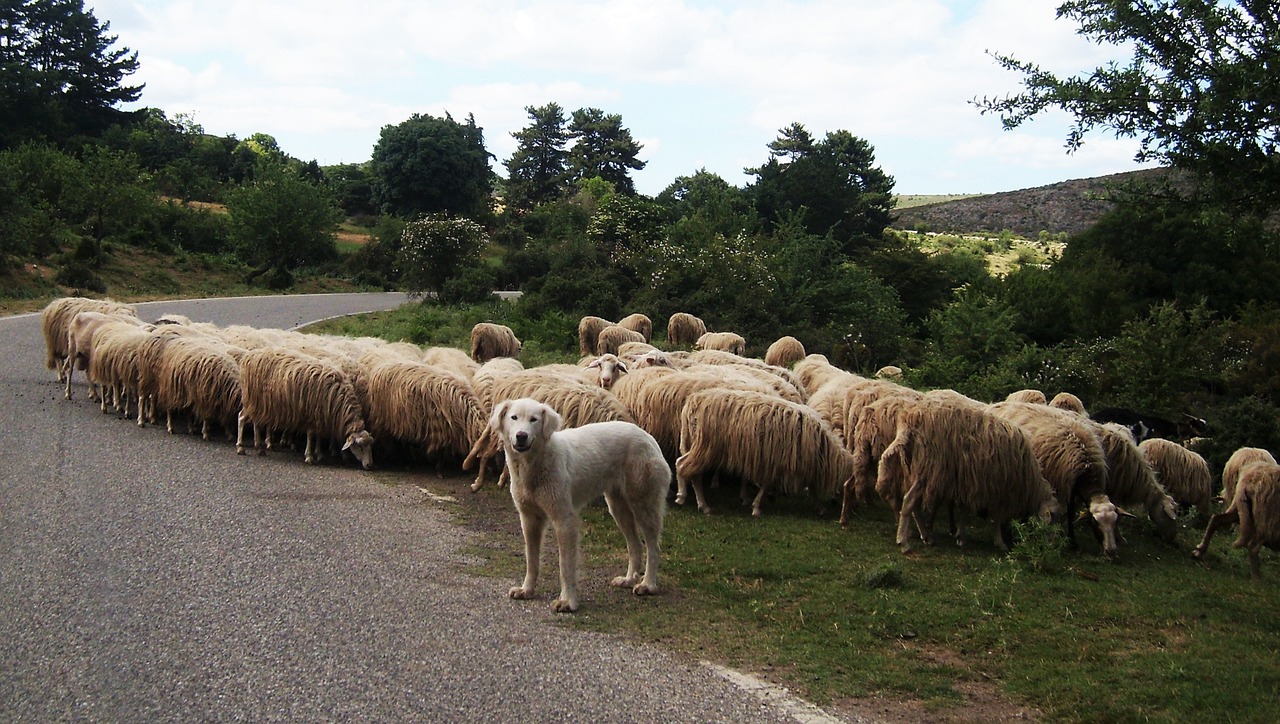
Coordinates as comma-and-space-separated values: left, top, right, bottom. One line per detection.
491, 398, 563, 454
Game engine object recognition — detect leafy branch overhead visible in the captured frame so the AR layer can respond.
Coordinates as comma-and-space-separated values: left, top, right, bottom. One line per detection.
974, 0, 1280, 214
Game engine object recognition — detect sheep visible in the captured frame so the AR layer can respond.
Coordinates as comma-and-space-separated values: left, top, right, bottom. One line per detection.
153, 312, 193, 326
1091, 422, 1179, 544
696, 331, 746, 356
612, 367, 776, 463
577, 316, 614, 357
154, 337, 242, 440
471, 357, 525, 410
841, 389, 925, 526
236, 347, 375, 469
988, 401, 1119, 556
875, 365, 904, 381
689, 349, 808, 402
85, 324, 154, 418
666, 312, 706, 347
1139, 438, 1215, 522
422, 345, 480, 379
62, 311, 149, 400
764, 336, 805, 368
615, 340, 661, 361
1192, 460, 1280, 579
1221, 447, 1276, 505
364, 360, 485, 467
40, 297, 138, 381
674, 388, 852, 517
1005, 389, 1047, 404
470, 322, 521, 363
463, 370, 635, 491
617, 313, 653, 343
595, 325, 647, 356
630, 349, 692, 370
794, 354, 856, 395
879, 396, 1060, 553
1049, 392, 1087, 415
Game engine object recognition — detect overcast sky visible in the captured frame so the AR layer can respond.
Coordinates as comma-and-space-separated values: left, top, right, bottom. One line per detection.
92, 0, 1157, 196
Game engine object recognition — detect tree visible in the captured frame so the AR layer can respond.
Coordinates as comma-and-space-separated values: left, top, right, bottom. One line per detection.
747, 123, 895, 254
395, 214, 490, 302
226, 164, 341, 287
504, 103, 571, 211
567, 108, 645, 195
0, 0, 143, 147
976, 0, 1280, 215
371, 112, 494, 219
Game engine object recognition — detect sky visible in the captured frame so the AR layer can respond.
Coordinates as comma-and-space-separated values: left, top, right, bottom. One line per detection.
90, 0, 1158, 197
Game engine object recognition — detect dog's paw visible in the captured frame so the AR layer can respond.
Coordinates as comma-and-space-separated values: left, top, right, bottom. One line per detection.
611, 574, 640, 588
632, 583, 658, 597
508, 586, 536, 600
551, 598, 579, 613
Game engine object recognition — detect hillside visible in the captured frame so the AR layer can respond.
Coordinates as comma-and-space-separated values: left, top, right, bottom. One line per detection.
892, 168, 1168, 237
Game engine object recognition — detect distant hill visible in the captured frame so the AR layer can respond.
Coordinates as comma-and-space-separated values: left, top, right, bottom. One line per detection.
892, 169, 1168, 237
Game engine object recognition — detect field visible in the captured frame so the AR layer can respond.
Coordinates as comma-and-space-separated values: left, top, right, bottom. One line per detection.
306, 303, 1280, 724
894, 193, 987, 210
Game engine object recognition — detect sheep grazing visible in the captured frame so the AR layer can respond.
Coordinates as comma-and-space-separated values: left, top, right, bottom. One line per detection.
1221, 447, 1276, 505
617, 313, 653, 343
236, 348, 375, 469
764, 336, 805, 368
988, 401, 1118, 555
842, 390, 925, 526
154, 337, 242, 440
1192, 460, 1280, 579
1139, 438, 1214, 522
675, 388, 852, 517
794, 354, 856, 396
577, 316, 613, 357
421, 346, 480, 378
1091, 422, 1179, 543
364, 360, 485, 467
1049, 391, 1086, 415
62, 311, 149, 400
469, 322, 521, 363
880, 397, 1059, 553
696, 331, 746, 356
40, 296, 138, 381
666, 312, 706, 347
595, 324, 647, 356
1005, 389, 1047, 404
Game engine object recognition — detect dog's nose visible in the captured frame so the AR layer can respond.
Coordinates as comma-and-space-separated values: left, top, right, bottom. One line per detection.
515, 431, 529, 445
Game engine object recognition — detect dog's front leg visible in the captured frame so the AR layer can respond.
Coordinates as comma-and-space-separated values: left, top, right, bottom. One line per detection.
551, 514, 582, 613
510, 507, 546, 601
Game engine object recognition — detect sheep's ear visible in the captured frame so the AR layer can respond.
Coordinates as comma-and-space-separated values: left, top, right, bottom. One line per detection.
489, 400, 511, 431
1116, 506, 1138, 520
540, 405, 563, 438
616, 359, 628, 373
587, 357, 601, 369
342, 436, 354, 452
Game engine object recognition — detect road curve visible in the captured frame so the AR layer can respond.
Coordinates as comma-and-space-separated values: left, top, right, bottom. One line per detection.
0, 293, 832, 722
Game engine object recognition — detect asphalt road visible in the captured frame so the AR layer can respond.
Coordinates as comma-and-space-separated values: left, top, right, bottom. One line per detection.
0, 293, 841, 722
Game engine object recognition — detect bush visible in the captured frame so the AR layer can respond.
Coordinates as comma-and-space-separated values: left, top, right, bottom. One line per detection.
55, 260, 107, 293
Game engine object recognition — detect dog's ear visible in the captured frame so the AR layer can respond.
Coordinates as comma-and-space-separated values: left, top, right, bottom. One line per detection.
489, 400, 511, 431
540, 404, 563, 438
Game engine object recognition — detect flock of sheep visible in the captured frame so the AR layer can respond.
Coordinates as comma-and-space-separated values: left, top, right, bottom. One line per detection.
41, 296, 1280, 579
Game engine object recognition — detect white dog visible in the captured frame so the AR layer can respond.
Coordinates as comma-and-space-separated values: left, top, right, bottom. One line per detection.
492, 397, 669, 613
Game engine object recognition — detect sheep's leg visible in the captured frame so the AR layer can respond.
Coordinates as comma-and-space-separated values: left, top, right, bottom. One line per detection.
1247, 547, 1263, 580
750, 483, 769, 517
839, 475, 858, 528
304, 432, 317, 464
992, 518, 1011, 553
673, 454, 694, 507
470, 454, 490, 492
510, 505, 546, 602
235, 411, 249, 454
1191, 509, 1239, 560
63, 360, 74, 400
897, 481, 925, 553
166, 410, 174, 434
201, 419, 211, 441
255, 422, 266, 456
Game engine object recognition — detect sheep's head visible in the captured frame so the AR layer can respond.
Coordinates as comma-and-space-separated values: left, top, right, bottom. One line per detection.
1150, 494, 1180, 543
1037, 495, 1062, 525
343, 430, 376, 470
1084, 494, 1120, 557
634, 350, 673, 368
587, 354, 628, 389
